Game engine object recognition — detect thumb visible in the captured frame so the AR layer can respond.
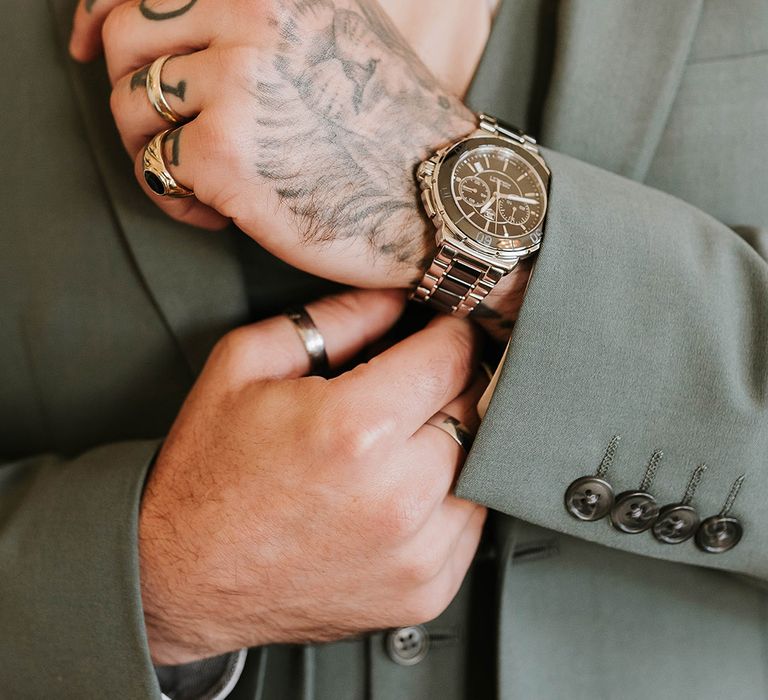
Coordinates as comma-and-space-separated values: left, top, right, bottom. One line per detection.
215, 289, 406, 383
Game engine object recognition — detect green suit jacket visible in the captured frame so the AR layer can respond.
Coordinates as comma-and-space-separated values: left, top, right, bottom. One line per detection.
1, 0, 766, 697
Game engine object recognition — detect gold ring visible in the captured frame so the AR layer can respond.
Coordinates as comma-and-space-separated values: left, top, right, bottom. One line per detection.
142, 130, 194, 198
426, 411, 475, 453
146, 55, 185, 124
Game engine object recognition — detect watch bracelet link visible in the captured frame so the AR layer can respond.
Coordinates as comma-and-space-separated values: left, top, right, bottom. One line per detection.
412, 114, 537, 316
412, 243, 505, 317
478, 113, 539, 153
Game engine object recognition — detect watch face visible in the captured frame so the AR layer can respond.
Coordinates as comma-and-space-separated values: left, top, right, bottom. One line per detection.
434, 138, 548, 256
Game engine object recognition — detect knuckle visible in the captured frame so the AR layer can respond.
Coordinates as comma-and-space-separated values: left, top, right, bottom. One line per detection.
410, 356, 459, 405
320, 291, 367, 322
380, 491, 430, 542
320, 403, 395, 465
100, 4, 125, 51
397, 547, 444, 587
191, 115, 246, 201
210, 327, 250, 372
218, 45, 261, 79
441, 321, 474, 372
109, 84, 130, 131
401, 585, 451, 625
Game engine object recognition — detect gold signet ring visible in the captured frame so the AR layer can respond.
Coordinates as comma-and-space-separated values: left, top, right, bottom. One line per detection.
142, 129, 194, 198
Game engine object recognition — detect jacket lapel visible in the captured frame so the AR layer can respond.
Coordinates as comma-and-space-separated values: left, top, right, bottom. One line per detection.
470, 0, 703, 182
47, 0, 249, 374
541, 0, 703, 181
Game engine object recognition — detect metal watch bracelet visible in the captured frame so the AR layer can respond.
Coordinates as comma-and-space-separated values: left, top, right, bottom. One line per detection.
412, 114, 540, 317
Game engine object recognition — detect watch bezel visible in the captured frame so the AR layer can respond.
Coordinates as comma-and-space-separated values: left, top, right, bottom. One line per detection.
430, 135, 550, 262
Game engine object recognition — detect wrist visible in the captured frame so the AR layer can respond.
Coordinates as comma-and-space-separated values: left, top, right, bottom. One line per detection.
470, 260, 533, 342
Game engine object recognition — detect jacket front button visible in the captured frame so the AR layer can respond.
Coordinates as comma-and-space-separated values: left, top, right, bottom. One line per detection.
386, 626, 430, 666
695, 515, 743, 553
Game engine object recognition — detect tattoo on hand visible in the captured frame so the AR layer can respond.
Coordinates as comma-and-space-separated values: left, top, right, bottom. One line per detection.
251, 0, 473, 277
130, 66, 150, 92
139, 0, 198, 21
85, 0, 97, 11
167, 128, 182, 167
131, 66, 187, 102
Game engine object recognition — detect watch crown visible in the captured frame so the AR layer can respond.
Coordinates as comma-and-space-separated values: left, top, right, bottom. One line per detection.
416, 159, 436, 182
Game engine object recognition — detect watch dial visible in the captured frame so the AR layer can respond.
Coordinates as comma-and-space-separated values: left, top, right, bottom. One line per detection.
450, 146, 545, 241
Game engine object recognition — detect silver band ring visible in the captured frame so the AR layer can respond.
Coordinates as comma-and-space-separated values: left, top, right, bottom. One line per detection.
142, 129, 194, 198
426, 411, 475, 453
285, 306, 330, 377
146, 55, 185, 125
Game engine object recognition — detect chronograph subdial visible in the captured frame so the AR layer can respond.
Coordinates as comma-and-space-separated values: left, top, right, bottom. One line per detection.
499, 198, 530, 226
458, 176, 490, 208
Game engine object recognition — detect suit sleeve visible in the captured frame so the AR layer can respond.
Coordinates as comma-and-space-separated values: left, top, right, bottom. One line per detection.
456, 148, 768, 579
0, 441, 163, 698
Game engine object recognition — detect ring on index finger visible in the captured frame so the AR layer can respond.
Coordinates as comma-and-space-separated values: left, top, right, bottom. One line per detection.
426, 411, 475, 453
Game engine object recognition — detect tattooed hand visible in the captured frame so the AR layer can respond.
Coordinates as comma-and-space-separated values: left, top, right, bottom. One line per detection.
69, 0, 481, 290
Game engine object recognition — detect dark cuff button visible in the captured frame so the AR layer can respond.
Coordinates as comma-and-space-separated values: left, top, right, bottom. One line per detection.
695, 515, 743, 553
386, 626, 429, 666
652, 504, 699, 544
610, 491, 659, 533
565, 476, 614, 521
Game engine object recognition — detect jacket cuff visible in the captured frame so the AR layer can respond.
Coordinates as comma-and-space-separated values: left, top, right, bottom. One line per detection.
157, 649, 247, 700
0, 440, 163, 697
456, 149, 768, 579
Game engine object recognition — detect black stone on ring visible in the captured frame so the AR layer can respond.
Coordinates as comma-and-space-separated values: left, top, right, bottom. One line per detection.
144, 171, 165, 196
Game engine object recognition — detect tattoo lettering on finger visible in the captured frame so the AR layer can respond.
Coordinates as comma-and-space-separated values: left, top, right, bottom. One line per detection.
162, 79, 187, 101
139, 0, 198, 21
167, 128, 182, 167
130, 66, 150, 92
85, 0, 97, 12
130, 66, 187, 102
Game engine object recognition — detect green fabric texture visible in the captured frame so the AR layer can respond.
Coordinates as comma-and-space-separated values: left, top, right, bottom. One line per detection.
455, 147, 768, 577
0, 0, 767, 697
457, 0, 768, 578
0, 442, 161, 697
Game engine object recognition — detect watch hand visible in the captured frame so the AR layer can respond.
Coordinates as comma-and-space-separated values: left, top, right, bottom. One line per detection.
498, 193, 538, 205
479, 195, 496, 215
479, 180, 502, 215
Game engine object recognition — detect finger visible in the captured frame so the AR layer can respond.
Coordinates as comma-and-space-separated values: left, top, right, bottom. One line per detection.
335, 315, 482, 437
433, 503, 487, 603
213, 289, 407, 383
394, 498, 484, 591
102, 0, 218, 85
69, 0, 125, 62
132, 136, 228, 230
400, 372, 489, 517
113, 50, 213, 157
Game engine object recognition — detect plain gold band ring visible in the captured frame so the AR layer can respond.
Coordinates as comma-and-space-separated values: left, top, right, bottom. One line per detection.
426, 411, 475, 453
146, 55, 185, 125
142, 129, 194, 198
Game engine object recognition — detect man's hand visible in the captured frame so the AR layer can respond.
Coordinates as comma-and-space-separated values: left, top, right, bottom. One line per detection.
69, 0, 476, 289
139, 288, 487, 664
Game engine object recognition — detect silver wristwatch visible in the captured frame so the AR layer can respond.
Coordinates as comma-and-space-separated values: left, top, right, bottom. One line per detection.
412, 113, 550, 317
